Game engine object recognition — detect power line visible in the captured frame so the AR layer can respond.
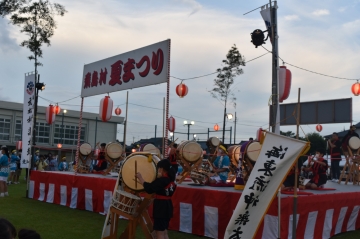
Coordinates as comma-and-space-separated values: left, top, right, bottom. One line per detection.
261, 46, 360, 81
170, 52, 270, 81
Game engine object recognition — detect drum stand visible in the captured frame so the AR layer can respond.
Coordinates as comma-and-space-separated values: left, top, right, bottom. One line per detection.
103, 193, 155, 239
103, 155, 124, 176
242, 158, 254, 184
228, 164, 237, 182
176, 156, 203, 184
339, 147, 360, 185
78, 153, 93, 173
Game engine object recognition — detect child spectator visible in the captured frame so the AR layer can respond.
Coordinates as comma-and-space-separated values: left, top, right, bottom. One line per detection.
18, 229, 41, 239
0, 147, 10, 197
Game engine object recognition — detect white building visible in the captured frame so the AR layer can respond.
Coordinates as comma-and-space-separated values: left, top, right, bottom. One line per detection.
0, 100, 124, 160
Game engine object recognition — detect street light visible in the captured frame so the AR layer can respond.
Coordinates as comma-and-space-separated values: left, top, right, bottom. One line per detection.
226, 113, 233, 120
184, 120, 195, 140
169, 132, 174, 141
193, 134, 197, 140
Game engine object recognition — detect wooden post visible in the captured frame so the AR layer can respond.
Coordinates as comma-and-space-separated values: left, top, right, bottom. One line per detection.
293, 88, 301, 239
123, 91, 129, 155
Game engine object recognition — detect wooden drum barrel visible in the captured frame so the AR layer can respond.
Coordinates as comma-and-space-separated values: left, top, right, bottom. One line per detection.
177, 141, 203, 163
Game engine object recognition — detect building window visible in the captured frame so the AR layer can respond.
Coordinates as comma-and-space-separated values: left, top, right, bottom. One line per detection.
14, 120, 22, 141
54, 124, 85, 145
35, 122, 50, 144
0, 118, 11, 141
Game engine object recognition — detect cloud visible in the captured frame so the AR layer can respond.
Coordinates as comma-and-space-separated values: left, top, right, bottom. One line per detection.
338, 7, 347, 12
343, 19, 360, 32
312, 9, 330, 16
284, 15, 299, 21
0, 18, 19, 53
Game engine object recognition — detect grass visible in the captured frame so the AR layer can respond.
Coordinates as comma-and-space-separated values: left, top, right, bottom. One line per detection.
0, 178, 358, 239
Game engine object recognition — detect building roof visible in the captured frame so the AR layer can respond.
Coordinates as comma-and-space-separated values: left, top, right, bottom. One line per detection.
0, 100, 124, 124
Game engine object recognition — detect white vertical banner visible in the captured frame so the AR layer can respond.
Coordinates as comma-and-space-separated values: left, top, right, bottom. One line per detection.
21, 73, 36, 169
260, 6, 272, 33
224, 132, 308, 239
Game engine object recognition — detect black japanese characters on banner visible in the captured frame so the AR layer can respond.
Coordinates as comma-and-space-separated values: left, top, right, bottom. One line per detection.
228, 144, 288, 239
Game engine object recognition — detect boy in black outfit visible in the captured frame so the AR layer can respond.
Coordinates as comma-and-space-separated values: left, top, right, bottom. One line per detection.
136, 159, 176, 239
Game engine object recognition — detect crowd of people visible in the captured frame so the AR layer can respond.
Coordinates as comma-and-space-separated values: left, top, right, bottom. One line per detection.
32, 151, 69, 172
0, 218, 41, 239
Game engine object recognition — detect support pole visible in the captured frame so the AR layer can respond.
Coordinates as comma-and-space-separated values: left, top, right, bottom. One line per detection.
123, 91, 129, 156
74, 97, 84, 174
187, 125, 190, 140
293, 88, 301, 239
270, 1, 280, 134
155, 125, 157, 139
207, 128, 210, 140
222, 106, 227, 142
94, 117, 98, 147
164, 39, 171, 158
277, 188, 281, 239
162, 97, 165, 157
234, 112, 237, 144
230, 126, 232, 144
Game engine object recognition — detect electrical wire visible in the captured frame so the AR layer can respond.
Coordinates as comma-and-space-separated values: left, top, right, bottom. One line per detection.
170, 52, 270, 81
261, 45, 360, 81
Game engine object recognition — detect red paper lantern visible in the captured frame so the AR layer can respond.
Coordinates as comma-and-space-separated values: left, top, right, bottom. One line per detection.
57, 143, 62, 149
46, 104, 56, 125
176, 82, 188, 98
279, 66, 292, 103
214, 124, 219, 131
114, 107, 121, 115
16, 141, 22, 151
168, 116, 176, 132
316, 124, 322, 132
351, 81, 360, 96
99, 96, 113, 122
54, 104, 61, 115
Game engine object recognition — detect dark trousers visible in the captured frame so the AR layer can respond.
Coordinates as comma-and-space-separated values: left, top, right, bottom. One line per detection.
331, 160, 340, 179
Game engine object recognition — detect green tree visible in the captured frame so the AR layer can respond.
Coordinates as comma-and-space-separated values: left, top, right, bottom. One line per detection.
210, 44, 245, 142
0, 0, 67, 75
306, 132, 326, 154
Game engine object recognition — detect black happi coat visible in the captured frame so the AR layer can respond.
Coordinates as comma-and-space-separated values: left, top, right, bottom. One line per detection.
143, 176, 176, 219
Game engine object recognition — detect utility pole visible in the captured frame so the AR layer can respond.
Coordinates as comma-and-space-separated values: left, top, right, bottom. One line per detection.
270, 1, 280, 134
234, 112, 237, 144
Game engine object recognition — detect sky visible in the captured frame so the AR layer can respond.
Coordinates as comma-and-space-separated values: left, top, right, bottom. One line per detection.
1, 0, 360, 145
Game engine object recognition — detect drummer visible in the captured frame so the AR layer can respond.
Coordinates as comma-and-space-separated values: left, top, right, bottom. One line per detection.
341, 125, 359, 156
304, 148, 328, 189
208, 145, 230, 184
92, 143, 107, 173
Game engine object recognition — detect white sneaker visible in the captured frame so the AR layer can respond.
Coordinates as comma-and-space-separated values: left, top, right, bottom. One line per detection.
4, 192, 8, 196
0, 193, 4, 197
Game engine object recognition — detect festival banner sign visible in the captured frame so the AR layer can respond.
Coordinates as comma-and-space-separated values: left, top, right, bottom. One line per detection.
224, 132, 308, 239
81, 39, 170, 98
21, 74, 36, 169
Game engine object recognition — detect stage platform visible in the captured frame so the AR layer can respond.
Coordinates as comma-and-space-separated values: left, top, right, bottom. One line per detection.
30, 171, 360, 239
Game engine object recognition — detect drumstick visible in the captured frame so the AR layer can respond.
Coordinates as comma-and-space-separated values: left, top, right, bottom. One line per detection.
135, 160, 137, 189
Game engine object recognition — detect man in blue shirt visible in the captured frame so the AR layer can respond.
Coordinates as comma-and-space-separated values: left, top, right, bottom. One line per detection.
209, 145, 230, 184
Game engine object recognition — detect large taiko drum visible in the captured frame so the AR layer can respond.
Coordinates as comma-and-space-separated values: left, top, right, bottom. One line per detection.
241, 141, 261, 162
139, 143, 160, 157
177, 141, 203, 163
207, 137, 220, 148
228, 145, 241, 165
79, 143, 92, 156
106, 142, 123, 160
121, 153, 160, 191
348, 136, 360, 150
